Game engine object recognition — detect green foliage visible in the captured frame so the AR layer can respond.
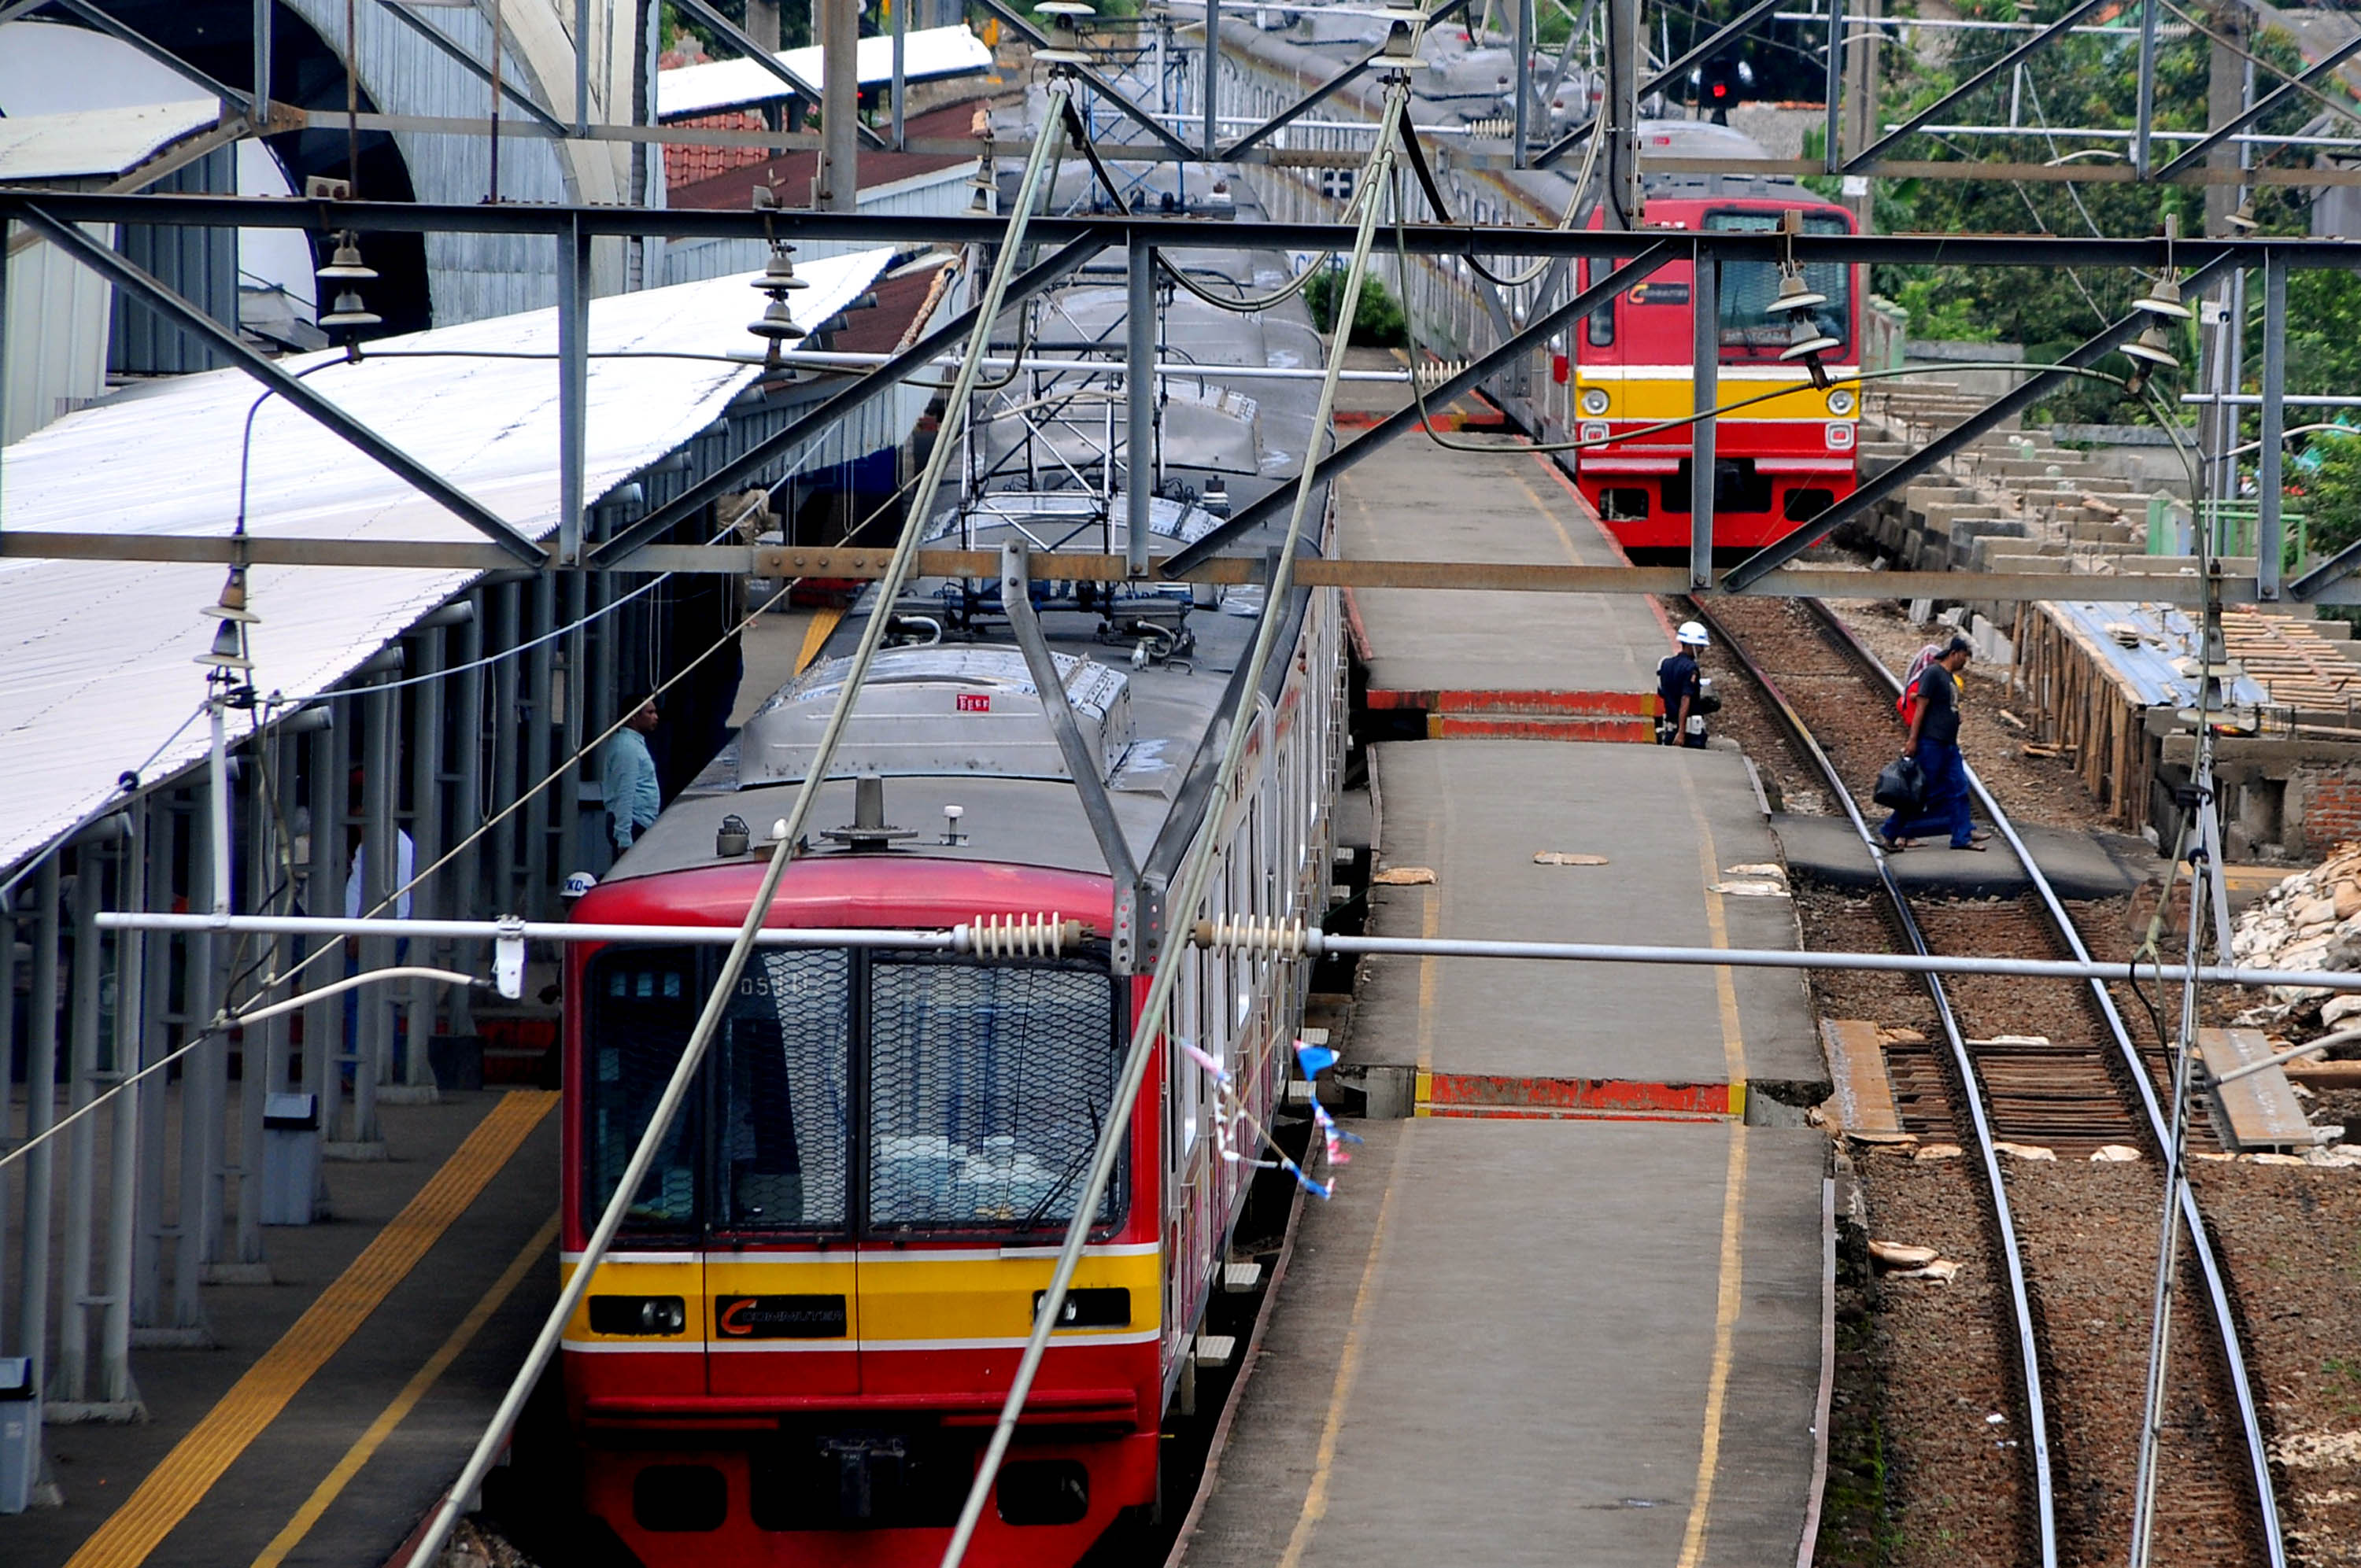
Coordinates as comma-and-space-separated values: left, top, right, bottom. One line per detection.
1860, 9, 2316, 422
1305, 268, 1408, 347
2301, 430, 2361, 561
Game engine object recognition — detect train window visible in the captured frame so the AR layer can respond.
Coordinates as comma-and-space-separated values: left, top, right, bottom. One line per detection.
1702, 210, 1849, 353
716, 950, 852, 1230
583, 948, 704, 1232
865, 959, 1123, 1230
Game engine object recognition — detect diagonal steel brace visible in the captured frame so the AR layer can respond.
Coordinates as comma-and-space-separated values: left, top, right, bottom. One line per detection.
2154, 28, 2361, 181
669, 0, 886, 150
1842, 0, 2112, 172
1723, 248, 2239, 592
1161, 241, 1677, 576
589, 235, 1110, 566
974, 0, 1198, 161
15, 203, 543, 564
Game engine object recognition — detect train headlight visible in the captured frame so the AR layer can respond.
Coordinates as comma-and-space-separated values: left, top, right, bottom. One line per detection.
589, 1295, 688, 1335
1826, 387, 1857, 417
1825, 422, 1857, 451
1579, 386, 1611, 417
1580, 420, 1610, 444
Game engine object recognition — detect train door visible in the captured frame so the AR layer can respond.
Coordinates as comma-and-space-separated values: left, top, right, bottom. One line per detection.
705, 947, 859, 1396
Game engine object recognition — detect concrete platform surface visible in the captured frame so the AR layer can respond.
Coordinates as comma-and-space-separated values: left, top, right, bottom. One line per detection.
1176, 1119, 1829, 1568
1338, 437, 1669, 703
1772, 812, 2151, 900
1355, 741, 1827, 1105
3, 1088, 558, 1568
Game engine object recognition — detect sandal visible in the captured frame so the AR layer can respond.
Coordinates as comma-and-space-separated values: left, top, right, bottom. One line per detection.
1879, 832, 1908, 854
1954, 839, 1989, 852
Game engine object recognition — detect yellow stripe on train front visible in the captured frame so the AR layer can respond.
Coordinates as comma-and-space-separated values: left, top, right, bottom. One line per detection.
855, 1251, 1162, 1343
563, 1249, 1163, 1345
1576, 374, 1852, 423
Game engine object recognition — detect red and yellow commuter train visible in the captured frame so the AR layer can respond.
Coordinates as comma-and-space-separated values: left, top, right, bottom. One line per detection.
557, 500, 1344, 1566
1567, 183, 1863, 557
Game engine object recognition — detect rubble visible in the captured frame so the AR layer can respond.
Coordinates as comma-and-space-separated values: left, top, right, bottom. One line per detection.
2228, 844, 2361, 1033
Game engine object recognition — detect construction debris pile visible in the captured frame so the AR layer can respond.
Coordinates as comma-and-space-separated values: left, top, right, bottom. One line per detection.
2230, 846, 2361, 1028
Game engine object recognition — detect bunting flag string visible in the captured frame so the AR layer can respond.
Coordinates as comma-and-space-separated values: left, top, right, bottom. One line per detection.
1168, 1033, 1352, 1201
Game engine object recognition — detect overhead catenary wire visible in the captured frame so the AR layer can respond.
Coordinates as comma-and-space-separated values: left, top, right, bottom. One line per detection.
936, 68, 1418, 1568
403, 78, 1084, 1568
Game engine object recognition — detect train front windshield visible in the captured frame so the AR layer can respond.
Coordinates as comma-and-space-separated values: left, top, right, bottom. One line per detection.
1703, 210, 1852, 355
582, 948, 1125, 1237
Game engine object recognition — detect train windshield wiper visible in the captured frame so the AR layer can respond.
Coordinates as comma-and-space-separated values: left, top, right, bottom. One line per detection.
1018, 1100, 1101, 1231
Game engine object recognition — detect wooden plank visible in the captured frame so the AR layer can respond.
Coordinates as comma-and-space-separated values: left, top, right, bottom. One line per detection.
2198, 1026, 2322, 1152
2285, 1060, 2361, 1090
1819, 1020, 1909, 1142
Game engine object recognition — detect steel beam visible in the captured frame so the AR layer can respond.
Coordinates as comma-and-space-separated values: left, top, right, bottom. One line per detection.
2134, 0, 2160, 178
13, 205, 543, 564
1161, 242, 1676, 574
1842, 0, 2113, 172
999, 541, 1141, 913
373, 0, 570, 138
556, 219, 590, 565
666, 0, 885, 151
586, 234, 1110, 566
253, 0, 272, 119
18, 858, 58, 1387
2259, 251, 2286, 602
1723, 248, 2240, 592
44, 0, 251, 113
1127, 229, 1154, 575
1822, 0, 1845, 175
1690, 243, 1716, 590
2155, 30, 2361, 182
818, 0, 858, 208
19, 194, 2361, 256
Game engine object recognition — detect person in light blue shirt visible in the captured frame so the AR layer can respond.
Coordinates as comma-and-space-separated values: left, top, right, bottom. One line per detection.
602, 693, 663, 854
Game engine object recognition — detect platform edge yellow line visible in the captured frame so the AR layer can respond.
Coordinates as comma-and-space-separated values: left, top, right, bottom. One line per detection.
66, 1090, 557, 1568
248, 1210, 560, 1568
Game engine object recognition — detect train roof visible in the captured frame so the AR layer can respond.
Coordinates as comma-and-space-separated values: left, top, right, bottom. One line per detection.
607, 507, 1324, 889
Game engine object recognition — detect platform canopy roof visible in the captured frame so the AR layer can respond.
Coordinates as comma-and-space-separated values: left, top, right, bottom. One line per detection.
0, 98, 220, 183
656, 26, 994, 120
0, 246, 896, 879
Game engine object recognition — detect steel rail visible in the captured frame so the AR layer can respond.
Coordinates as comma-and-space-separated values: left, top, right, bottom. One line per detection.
1801, 600, 2286, 1568
1689, 600, 2060, 1568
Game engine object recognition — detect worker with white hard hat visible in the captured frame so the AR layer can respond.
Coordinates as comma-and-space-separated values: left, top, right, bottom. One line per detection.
1657, 621, 1714, 748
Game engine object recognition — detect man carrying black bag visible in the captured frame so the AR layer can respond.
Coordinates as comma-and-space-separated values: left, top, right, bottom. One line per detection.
1877, 636, 1990, 852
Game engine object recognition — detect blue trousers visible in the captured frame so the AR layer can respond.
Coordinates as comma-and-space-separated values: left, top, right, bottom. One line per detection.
1882, 740, 1975, 848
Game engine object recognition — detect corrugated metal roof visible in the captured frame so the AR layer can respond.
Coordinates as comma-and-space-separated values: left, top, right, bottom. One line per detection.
0, 247, 896, 877
656, 27, 993, 120
0, 98, 219, 182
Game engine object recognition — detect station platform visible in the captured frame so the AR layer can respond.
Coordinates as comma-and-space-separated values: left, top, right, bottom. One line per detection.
1174, 1118, 1830, 1568
6, 1089, 557, 1568
1355, 740, 1827, 1113
1336, 436, 1670, 740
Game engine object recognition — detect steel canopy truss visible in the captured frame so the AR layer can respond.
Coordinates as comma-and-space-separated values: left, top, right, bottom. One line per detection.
13, 204, 546, 564
585, 234, 1111, 566
1721, 247, 2241, 593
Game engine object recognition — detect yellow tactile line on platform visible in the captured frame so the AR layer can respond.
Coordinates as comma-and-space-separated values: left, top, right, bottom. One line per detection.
247, 1211, 560, 1568
1674, 766, 1752, 1568
68, 1090, 559, 1568
1411, 815, 1442, 1116
795, 605, 846, 674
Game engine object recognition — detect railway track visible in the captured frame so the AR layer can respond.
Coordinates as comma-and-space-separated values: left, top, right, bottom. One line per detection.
1694, 596, 2285, 1568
